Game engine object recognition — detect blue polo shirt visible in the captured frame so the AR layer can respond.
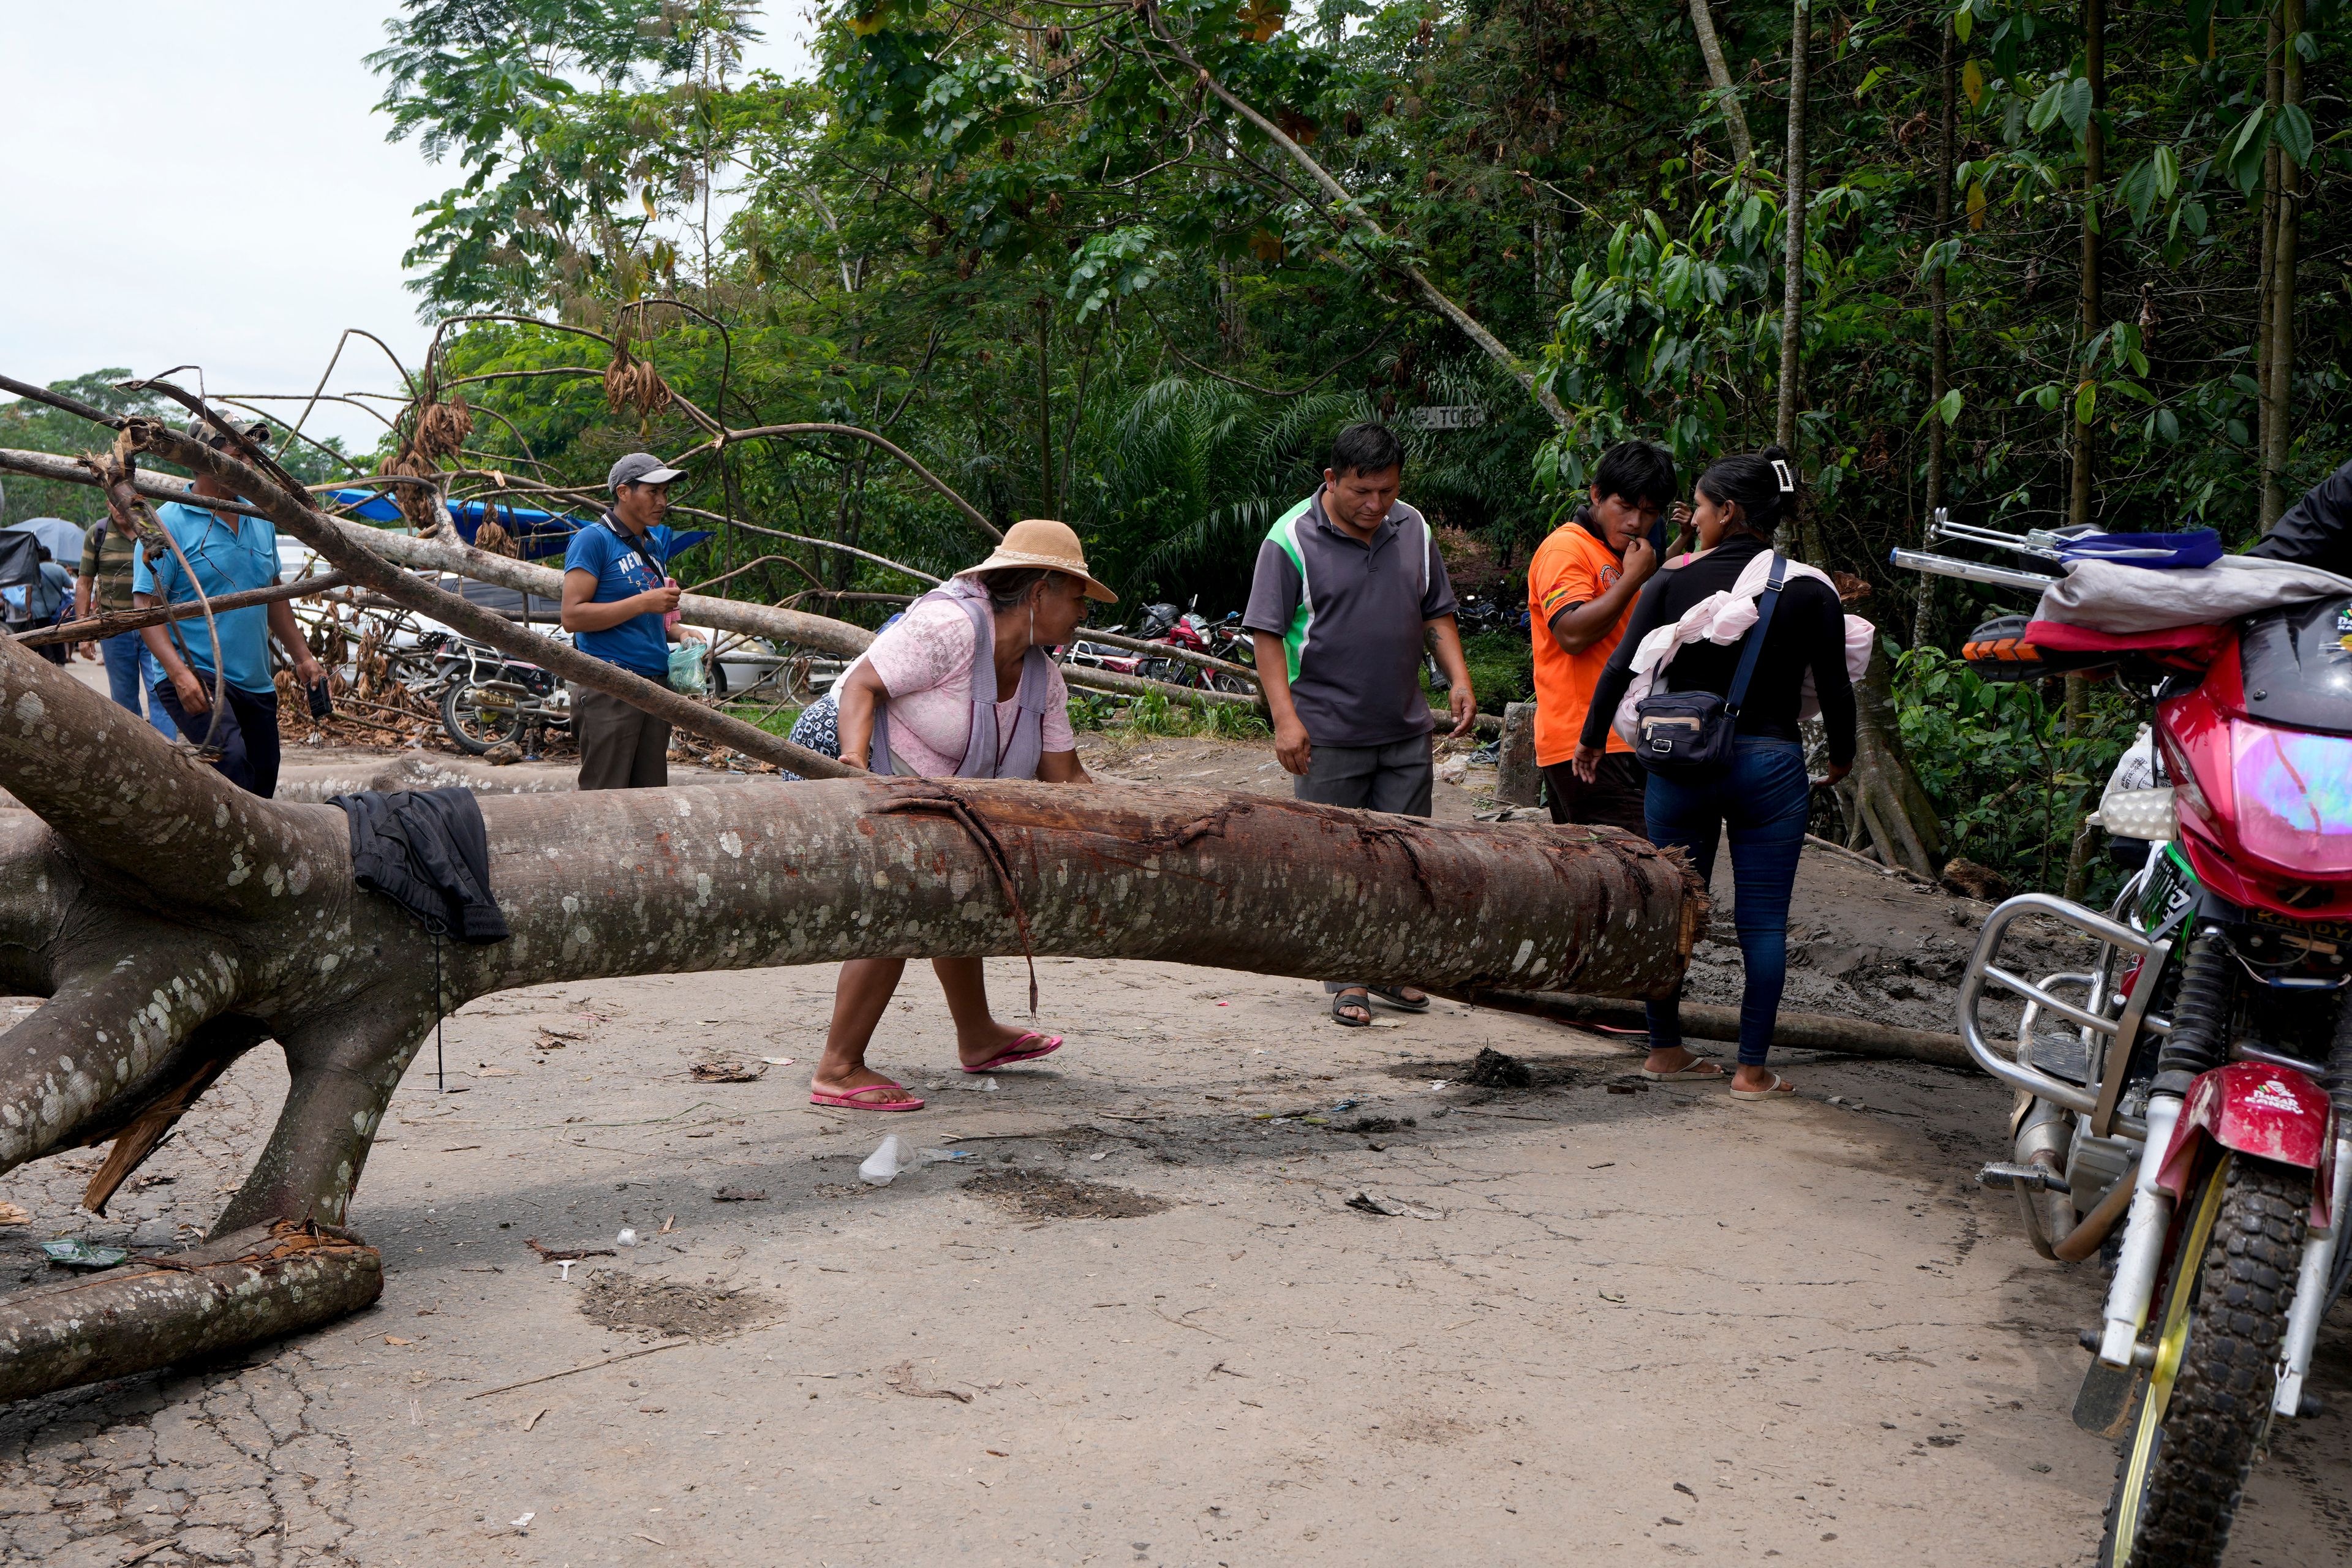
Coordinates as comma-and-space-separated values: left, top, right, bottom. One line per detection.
564, 516, 674, 679
129, 502, 282, 695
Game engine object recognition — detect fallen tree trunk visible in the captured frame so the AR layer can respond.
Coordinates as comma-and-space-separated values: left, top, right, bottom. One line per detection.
1461, 989, 1975, 1072
0, 632, 1700, 1399
0, 1221, 381, 1404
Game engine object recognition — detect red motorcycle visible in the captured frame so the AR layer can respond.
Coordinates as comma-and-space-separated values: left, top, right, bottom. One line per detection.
1902, 519, 2351, 1567
1129, 600, 1257, 693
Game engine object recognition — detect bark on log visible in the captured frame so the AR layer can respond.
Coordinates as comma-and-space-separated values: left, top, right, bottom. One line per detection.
0, 1221, 382, 1404
1461, 989, 1975, 1072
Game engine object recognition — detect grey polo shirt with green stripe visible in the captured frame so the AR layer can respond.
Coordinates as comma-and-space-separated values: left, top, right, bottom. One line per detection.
1242, 489, 1457, 748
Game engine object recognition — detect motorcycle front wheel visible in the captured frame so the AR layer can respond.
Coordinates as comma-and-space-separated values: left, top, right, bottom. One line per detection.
2100, 1152, 2310, 1568
440, 682, 524, 755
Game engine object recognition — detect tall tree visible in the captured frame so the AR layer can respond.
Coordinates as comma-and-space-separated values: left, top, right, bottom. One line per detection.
2069, 0, 2105, 534
1688, 0, 1755, 170
1915, 13, 1960, 650
2261, 0, 2307, 530
1774, 0, 1812, 462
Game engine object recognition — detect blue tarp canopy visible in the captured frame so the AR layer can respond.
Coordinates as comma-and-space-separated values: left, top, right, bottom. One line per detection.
324, 490, 711, 564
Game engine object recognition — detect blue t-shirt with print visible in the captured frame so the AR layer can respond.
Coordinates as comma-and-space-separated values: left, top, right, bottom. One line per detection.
129, 502, 282, 695
565, 519, 674, 679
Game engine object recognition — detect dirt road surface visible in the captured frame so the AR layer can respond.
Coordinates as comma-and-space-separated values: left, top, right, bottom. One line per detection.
1, 736, 2345, 1567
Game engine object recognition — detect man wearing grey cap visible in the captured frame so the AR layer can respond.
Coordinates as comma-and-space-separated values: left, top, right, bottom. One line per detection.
559, 453, 704, 789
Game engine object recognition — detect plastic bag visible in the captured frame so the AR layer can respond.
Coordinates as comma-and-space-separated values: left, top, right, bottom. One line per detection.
668, 640, 708, 696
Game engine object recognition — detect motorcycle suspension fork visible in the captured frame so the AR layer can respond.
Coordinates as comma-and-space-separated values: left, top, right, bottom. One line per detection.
2274, 988, 2352, 1417
2098, 925, 2233, 1368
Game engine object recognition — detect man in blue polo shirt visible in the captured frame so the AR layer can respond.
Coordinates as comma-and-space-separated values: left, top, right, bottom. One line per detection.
559, 451, 703, 789
132, 418, 324, 796
1244, 420, 1475, 1027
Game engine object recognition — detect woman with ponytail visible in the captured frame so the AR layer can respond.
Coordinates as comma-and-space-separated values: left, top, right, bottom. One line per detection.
1573, 447, 1859, 1101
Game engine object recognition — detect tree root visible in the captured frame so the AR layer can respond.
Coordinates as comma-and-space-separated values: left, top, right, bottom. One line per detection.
0, 1219, 382, 1404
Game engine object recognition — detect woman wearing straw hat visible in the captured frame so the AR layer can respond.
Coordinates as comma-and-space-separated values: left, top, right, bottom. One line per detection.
792, 519, 1117, 1111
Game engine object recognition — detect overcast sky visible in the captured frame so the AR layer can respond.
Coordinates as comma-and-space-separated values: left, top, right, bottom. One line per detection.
1, 3, 814, 453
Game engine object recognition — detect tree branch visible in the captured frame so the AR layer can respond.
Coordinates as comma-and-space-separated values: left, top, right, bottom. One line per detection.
1140, 9, 1569, 430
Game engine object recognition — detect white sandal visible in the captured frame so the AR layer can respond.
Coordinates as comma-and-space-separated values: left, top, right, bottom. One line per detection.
1640, 1058, 1727, 1082
1730, 1072, 1798, 1101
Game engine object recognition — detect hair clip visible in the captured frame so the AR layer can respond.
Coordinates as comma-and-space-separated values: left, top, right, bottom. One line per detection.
1770, 458, 1795, 494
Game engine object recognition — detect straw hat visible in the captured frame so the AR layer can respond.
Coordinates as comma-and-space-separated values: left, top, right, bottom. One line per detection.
954, 518, 1118, 603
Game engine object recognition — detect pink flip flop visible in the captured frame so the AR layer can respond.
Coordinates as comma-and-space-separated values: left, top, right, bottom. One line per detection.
809, 1081, 926, 1112
961, 1033, 1063, 1074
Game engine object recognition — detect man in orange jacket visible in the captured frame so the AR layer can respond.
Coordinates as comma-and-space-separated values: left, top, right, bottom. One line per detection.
1527, 441, 1681, 833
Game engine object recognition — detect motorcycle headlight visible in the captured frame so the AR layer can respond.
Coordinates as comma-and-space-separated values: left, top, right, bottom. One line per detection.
2230, 721, 2352, 875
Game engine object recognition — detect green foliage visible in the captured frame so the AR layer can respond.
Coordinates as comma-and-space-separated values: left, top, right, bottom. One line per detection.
1894, 647, 2139, 900
0, 373, 170, 527
357, 0, 2348, 885
1121, 690, 1183, 736
1446, 630, 1532, 715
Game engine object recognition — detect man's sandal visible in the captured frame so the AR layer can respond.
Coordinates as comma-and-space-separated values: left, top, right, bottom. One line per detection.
1730, 1073, 1798, 1101
1331, 989, 1374, 1027
1366, 986, 1431, 1013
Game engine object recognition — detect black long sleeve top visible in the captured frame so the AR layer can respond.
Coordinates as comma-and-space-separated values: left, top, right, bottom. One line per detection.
1577, 534, 1858, 766
2248, 456, 2352, 579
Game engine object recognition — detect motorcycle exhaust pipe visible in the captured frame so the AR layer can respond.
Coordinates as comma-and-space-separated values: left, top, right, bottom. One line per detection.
2052, 1172, 2135, 1264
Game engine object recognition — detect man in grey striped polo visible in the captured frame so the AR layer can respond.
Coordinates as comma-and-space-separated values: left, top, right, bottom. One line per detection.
1243, 421, 1476, 1027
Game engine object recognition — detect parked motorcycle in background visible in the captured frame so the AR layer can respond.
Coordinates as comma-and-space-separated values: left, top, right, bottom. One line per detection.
1902, 517, 2352, 1568
1127, 599, 1256, 693
437, 633, 570, 755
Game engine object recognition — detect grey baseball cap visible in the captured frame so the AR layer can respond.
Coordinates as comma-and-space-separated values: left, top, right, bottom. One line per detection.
608, 452, 687, 490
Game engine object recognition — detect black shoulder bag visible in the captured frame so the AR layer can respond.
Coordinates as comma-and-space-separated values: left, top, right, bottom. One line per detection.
1632, 554, 1787, 780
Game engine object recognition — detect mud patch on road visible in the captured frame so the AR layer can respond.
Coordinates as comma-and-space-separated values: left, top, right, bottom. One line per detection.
960, 1170, 1168, 1220
579, 1273, 778, 1340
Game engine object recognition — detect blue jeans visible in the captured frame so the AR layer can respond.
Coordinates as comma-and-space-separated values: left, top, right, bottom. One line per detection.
101, 631, 178, 739
1642, 739, 1812, 1068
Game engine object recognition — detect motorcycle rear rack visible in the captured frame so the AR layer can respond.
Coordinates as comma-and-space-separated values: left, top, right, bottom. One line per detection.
1959, 892, 2174, 1140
